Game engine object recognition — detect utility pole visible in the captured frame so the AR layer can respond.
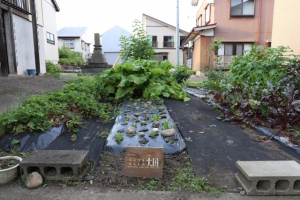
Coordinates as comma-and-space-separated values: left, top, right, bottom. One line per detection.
30, 0, 40, 75
176, 0, 179, 66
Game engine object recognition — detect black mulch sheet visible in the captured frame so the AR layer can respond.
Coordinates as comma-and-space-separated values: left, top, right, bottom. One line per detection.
164, 95, 300, 189
45, 118, 115, 175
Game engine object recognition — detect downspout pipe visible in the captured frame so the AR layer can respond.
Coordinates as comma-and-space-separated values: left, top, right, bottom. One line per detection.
258, 0, 262, 45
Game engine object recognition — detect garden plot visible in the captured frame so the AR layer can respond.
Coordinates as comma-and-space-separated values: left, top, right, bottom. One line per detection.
104, 100, 186, 155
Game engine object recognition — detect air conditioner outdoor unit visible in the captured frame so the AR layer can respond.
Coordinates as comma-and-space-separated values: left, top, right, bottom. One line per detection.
188, 41, 193, 47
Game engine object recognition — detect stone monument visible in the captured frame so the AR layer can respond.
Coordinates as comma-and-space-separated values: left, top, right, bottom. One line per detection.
81, 33, 112, 75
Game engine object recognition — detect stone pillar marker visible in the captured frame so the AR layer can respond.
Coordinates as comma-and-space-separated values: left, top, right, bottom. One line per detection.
81, 33, 111, 75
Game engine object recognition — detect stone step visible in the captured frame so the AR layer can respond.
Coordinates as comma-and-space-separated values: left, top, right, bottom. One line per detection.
235, 160, 300, 196
20, 150, 89, 181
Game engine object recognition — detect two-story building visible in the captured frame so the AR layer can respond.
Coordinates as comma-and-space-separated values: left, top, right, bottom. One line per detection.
142, 14, 188, 66
183, 0, 274, 74
0, 0, 60, 77
57, 27, 91, 60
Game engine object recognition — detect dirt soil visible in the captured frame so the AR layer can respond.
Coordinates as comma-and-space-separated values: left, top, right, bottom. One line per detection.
0, 157, 20, 170
0, 75, 77, 113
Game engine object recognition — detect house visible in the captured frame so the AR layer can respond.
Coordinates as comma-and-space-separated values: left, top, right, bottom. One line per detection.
183, 0, 274, 74
142, 14, 189, 66
57, 27, 91, 60
0, 0, 60, 77
102, 25, 131, 65
271, 0, 300, 55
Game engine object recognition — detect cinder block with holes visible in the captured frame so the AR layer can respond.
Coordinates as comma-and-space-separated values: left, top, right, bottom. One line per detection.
235, 161, 300, 195
20, 150, 89, 181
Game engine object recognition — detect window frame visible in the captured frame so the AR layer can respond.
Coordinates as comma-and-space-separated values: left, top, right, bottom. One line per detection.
46, 32, 55, 44
163, 36, 174, 48
197, 15, 202, 26
151, 36, 158, 47
63, 39, 75, 49
230, 0, 255, 18
205, 4, 211, 25
217, 42, 253, 56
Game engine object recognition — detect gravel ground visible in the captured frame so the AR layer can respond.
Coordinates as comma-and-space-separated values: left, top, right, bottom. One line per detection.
0, 75, 78, 113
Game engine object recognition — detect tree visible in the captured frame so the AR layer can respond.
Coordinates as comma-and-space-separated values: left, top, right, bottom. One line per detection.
119, 20, 155, 61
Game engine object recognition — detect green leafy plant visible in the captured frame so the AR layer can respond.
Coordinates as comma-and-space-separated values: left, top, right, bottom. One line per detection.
228, 46, 299, 85
172, 65, 195, 84
0, 77, 113, 136
205, 38, 224, 71
152, 114, 161, 121
97, 59, 190, 102
59, 45, 85, 67
97, 129, 110, 138
150, 130, 158, 137
162, 121, 173, 130
46, 61, 62, 74
71, 134, 77, 141
115, 133, 123, 142
119, 19, 155, 61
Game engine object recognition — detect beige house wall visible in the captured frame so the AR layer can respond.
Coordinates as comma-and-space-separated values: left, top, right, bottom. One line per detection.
143, 16, 188, 66
272, 0, 300, 55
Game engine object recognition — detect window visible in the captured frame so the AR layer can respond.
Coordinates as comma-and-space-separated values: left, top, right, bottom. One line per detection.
151, 36, 157, 47
81, 41, 85, 50
197, 15, 202, 26
163, 36, 174, 47
205, 4, 211, 24
218, 43, 252, 56
231, 0, 255, 17
46, 32, 55, 44
64, 40, 75, 49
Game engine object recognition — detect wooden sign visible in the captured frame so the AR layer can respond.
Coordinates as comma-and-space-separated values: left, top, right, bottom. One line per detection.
124, 146, 164, 178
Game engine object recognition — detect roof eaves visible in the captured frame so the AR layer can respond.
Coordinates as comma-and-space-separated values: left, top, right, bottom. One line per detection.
182, 23, 217, 45
51, 0, 60, 12
143, 13, 189, 35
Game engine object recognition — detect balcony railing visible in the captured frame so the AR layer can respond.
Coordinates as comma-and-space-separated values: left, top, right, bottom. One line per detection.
1, 0, 30, 15
152, 41, 158, 48
214, 55, 233, 69
163, 41, 174, 48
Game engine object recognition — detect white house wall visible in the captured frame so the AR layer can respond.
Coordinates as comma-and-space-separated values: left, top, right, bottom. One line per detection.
42, 0, 59, 63
13, 15, 46, 75
104, 52, 124, 65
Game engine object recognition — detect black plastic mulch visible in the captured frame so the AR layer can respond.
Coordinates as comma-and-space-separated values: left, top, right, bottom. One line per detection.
45, 118, 115, 175
164, 96, 300, 180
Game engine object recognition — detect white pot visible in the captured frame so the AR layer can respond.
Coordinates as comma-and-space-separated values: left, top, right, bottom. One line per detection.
0, 156, 22, 184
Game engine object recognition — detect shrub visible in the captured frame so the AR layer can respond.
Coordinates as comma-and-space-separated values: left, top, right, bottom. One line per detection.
119, 20, 155, 61
58, 46, 85, 67
173, 65, 195, 84
228, 46, 299, 85
46, 61, 62, 74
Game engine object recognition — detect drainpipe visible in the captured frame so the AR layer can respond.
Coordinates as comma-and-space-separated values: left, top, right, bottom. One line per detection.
257, 0, 262, 46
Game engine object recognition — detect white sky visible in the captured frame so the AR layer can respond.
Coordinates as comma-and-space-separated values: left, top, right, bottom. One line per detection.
56, 0, 204, 45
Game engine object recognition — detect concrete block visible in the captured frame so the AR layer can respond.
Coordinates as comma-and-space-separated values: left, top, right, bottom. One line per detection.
235, 161, 300, 195
20, 150, 89, 181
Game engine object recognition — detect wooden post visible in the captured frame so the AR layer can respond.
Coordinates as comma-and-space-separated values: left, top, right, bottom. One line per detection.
0, 8, 9, 77
113, 47, 125, 68
30, 0, 40, 75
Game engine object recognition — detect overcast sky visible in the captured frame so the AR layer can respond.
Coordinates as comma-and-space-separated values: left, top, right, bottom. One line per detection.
56, 0, 204, 45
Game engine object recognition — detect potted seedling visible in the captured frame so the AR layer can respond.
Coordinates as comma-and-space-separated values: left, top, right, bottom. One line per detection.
0, 156, 22, 184
115, 133, 124, 143
162, 121, 173, 130
150, 128, 159, 138
71, 134, 77, 142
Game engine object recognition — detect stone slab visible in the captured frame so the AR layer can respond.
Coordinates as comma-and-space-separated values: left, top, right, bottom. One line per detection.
20, 150, 89, 181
